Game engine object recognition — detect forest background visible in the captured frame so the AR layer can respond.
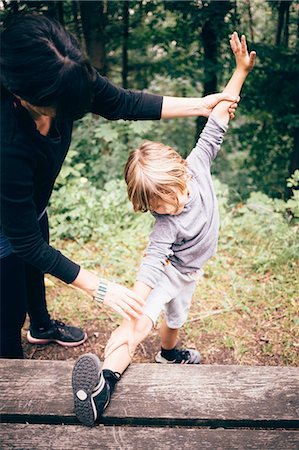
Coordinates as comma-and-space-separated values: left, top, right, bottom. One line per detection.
1, 0, 298, 365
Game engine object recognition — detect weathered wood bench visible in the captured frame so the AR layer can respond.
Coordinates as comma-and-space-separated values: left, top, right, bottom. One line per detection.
0, 359, 298, 449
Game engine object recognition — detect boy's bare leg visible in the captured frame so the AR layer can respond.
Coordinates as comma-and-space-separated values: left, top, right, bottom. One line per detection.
159, 318, 179, 349
102, 314, 153, 373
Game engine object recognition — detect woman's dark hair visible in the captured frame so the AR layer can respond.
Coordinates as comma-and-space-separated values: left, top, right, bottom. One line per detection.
1, 14, 96, 120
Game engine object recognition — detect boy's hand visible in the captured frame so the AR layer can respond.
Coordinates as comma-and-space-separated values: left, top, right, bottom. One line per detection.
230, 31, 256, 73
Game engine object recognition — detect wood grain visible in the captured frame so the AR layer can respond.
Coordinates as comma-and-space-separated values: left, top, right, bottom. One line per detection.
0, 360, 298, 425
1, 424, 299, 450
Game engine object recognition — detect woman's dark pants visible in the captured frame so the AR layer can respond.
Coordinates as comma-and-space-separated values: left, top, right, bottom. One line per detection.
0, 214, 51, 358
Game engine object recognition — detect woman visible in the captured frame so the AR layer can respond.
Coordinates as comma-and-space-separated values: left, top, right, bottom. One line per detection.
0, 14, 237, 358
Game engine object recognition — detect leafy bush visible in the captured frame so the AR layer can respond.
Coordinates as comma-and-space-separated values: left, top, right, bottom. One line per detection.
60, 113, 196, 190
216, 175, 299, 275
49, 177, 153, 243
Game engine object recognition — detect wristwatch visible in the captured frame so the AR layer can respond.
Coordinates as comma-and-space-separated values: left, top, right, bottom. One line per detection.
94, 279, 108, 304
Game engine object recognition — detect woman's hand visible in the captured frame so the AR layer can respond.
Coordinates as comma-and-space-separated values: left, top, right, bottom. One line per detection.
104, 320, 136, 358
200, 93, 240, 119
104, 314, 152, 359
103, 280, 145, 321
230, 32, 256, 73
71, 267, 145, 321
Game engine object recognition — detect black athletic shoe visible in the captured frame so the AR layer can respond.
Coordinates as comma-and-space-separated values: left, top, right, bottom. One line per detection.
27, 319, 87, 347
72, 353, 113, 427
155, 348, 201, 364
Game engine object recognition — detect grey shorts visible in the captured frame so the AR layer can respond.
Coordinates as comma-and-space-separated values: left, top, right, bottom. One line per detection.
142, 264, 201, 329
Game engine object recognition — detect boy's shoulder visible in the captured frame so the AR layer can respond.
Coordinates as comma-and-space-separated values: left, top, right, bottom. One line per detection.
151, 211, 181, 230
151, 211, 177, 223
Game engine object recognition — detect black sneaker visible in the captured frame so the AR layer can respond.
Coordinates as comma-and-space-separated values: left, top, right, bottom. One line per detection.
27, 319, 87, 347
72, 353, 115, 427
155, 348, 201, 364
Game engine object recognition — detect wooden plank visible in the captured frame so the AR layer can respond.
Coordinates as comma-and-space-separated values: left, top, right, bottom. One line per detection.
0, 360, 298, 425
1, 424, 299, 450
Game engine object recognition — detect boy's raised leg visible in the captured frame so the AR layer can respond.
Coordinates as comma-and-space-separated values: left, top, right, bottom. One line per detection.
72, 315, 152, 426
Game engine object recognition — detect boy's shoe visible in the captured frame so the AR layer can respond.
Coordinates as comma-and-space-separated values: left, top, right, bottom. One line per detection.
72, 353, 111, 427
27, 319, 87, 347
155, 348, 201, 364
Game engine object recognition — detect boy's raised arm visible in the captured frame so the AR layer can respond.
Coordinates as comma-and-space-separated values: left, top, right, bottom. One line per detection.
211, 32, 256, 126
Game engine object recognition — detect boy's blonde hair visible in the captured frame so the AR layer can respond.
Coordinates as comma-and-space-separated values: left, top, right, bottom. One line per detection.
124, 140, 188, 213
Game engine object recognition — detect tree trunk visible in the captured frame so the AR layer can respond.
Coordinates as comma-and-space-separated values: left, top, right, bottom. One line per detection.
196, 17, 218, 135
276, 2, 285, 46
275, 1, 292, 46
72, 1, 82, 43
10, 1, 19, 13
275, 1, 295, 197
47, 1, 57, 18
122, 1, 129, 89
202, 21, 218, 96
246, 0, 254, 43
232, 0, 240, 30
79, 1, 107, 75
283, 2, 290, 47
56, 1, 64, 26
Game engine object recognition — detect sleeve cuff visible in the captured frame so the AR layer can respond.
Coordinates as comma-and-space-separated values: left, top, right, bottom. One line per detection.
137, 264, 164, 289
208, 115, 229, 132
140, 93, 163, 120
48, 254, 81, 284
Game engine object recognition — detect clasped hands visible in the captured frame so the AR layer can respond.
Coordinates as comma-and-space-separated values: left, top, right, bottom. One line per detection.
104, 319, 139, 359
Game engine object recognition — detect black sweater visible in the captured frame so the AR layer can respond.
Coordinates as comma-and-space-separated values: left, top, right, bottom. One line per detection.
1, 73, 163, 283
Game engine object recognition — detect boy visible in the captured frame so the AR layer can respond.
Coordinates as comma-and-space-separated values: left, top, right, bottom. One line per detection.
72, 32, 256, 426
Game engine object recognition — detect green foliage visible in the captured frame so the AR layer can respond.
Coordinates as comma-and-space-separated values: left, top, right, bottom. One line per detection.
287, 170, 299, 189
216, 179, 299, 275
56, 102, 199, 191
285, 170, 299, 218
231, 116, 292, 198
49, 176, 152, 243
56, 115, 153, 188
236, 41, 299, 198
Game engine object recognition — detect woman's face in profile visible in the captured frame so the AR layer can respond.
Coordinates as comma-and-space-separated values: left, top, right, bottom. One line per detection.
17, 97, 57, 118
29, 104, 57, 118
